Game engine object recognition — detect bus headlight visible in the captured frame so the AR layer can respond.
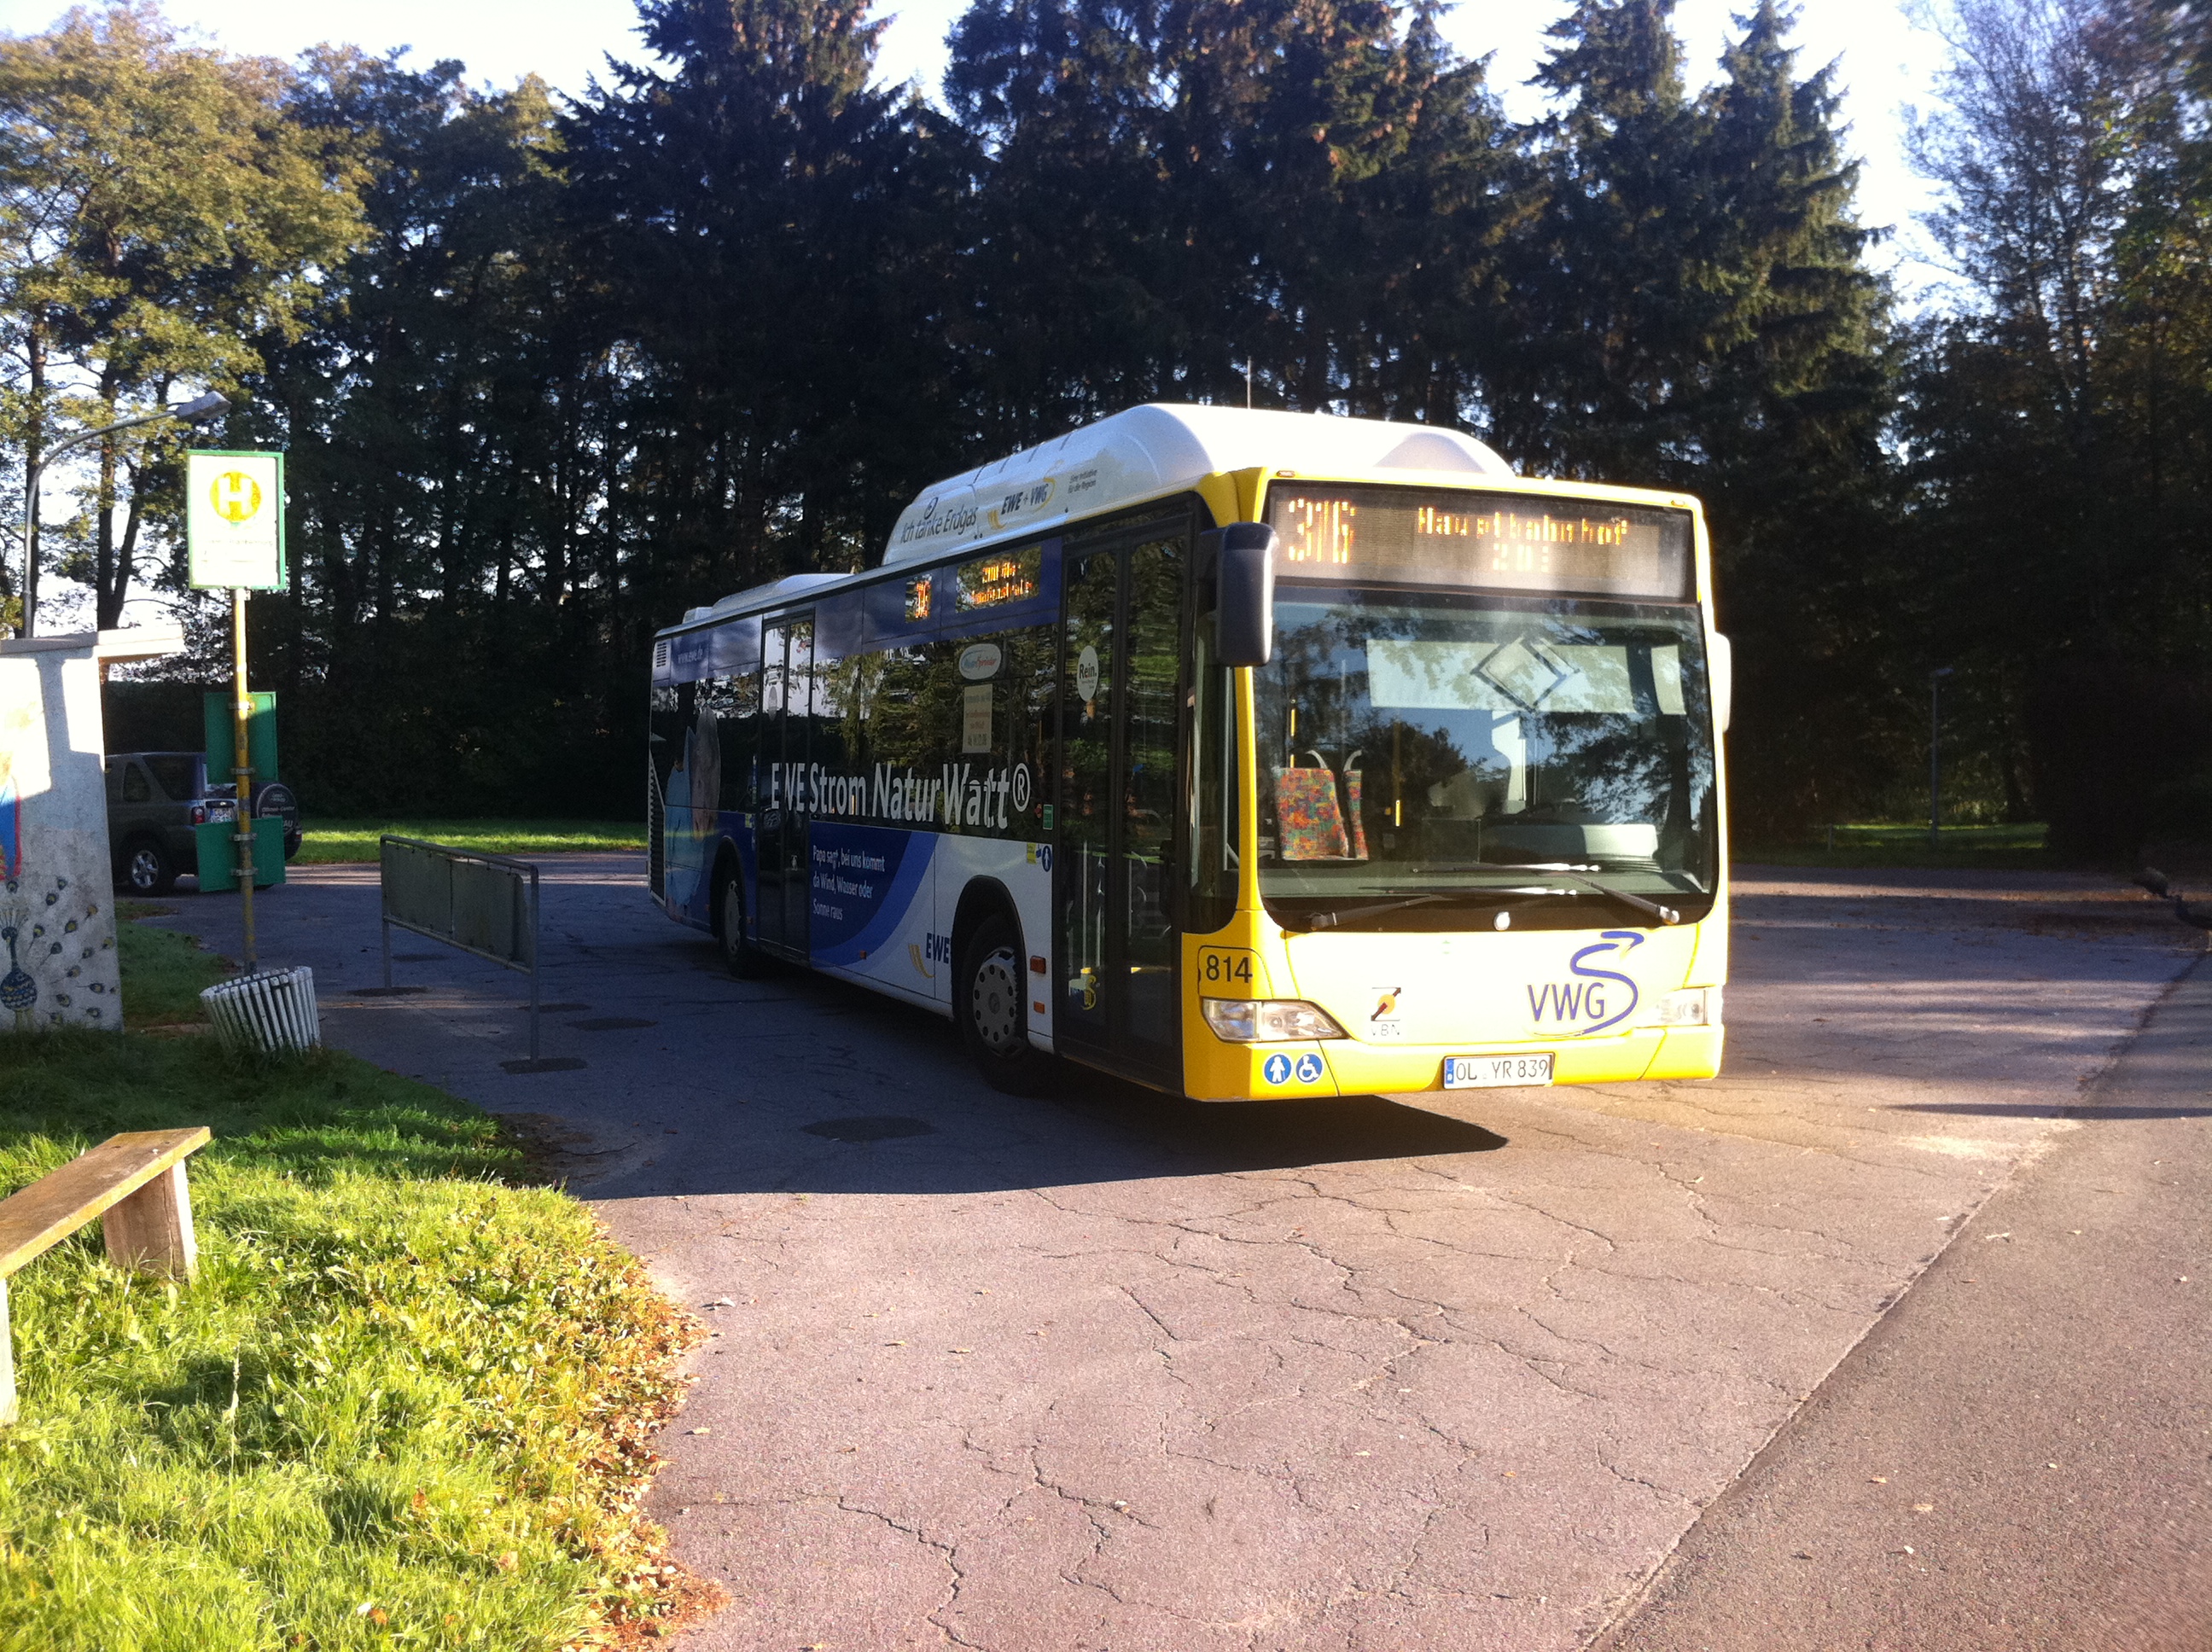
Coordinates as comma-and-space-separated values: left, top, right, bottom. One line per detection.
1657, 987, 1720, 1027
1201, 998, 1348, 1043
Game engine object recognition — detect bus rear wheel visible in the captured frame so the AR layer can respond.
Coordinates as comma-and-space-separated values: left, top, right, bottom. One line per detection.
958, 913, 1057, 1096
718, 876, 775, 980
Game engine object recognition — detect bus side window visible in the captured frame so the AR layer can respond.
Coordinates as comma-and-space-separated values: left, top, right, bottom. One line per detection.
717, 669, 761, 813
812, 642, 849, 796
870, 644, 951, 806
955, 628, 1048, 845
1014, 620, 1054, 836
649, 685, 683, 803
826, 651, 880, 799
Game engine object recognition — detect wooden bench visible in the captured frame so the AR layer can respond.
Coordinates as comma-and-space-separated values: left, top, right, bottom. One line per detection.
0, 1127, 211, 1424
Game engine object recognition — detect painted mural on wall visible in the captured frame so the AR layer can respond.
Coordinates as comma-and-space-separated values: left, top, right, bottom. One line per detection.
0, 649, 123, 1031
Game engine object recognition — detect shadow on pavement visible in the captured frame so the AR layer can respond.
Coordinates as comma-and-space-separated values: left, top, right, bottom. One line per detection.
527, 939, 1516, 1200
577, 1077, 1512, 1200
1049, 1073, 1511, 1171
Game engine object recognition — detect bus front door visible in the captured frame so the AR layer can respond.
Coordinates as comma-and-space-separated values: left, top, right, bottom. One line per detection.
1056, 531, 1185, 1085
756, 615, 812, 958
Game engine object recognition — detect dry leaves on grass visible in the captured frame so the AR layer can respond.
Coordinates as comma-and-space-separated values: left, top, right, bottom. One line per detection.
551, 1227, 729, 1648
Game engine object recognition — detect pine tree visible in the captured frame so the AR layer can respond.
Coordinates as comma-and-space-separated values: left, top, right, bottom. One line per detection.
1497, 1, 1897, 832
1216, 0, 1518, 422
573, 0, 969, 603
946, 0, 1183, 437
1345, 1, 1528, 428
1697, 0, 1886, 491
947, 0, 1519, 433
246, 49, 608, 809
1693, 2, 1896, 832
1502, 0, 1707, 476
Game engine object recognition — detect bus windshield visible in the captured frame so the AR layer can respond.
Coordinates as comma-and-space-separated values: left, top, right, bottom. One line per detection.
1253, 587, 1718, 931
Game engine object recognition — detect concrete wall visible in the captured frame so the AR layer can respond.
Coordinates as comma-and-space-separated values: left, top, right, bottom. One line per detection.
1, 639, 122, 1030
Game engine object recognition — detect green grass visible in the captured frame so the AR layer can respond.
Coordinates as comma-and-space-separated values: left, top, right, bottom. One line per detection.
1737, 820, 2052, 870
0, 925, 701, 1650
296, 822, 644, 865
113, 906, 230, 1028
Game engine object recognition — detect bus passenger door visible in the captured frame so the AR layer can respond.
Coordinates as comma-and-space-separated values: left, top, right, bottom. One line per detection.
757, 615, 812, 957
1055, 531, 1185, 1083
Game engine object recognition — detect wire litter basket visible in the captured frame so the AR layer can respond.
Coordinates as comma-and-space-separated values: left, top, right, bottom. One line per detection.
201, 966, 321, 1055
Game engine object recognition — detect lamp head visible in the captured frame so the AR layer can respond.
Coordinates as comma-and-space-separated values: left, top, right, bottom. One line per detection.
174, 392, 230, 423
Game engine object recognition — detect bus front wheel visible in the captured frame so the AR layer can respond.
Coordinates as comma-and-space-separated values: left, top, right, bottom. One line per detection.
958, 913, 1057, 1096
718, 876, 775, 980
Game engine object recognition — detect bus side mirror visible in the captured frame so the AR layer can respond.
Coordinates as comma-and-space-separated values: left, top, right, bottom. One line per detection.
1209, 522, 1277, 667
1709, 632, 1732, 734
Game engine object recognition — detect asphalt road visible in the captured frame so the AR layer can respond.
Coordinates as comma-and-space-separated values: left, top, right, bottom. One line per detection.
149, 858, 2203, 1650
1596, 952, 2212, 1652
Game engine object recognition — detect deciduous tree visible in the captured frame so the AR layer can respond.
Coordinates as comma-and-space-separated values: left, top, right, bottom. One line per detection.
0, 3, 364, 627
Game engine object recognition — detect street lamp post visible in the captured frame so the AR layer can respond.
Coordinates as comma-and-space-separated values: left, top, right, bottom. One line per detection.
19, 391, 229, 638
1930, 666, 1955, 849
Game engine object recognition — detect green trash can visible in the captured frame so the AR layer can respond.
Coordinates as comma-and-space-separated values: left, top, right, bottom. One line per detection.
195, 817, 285, 890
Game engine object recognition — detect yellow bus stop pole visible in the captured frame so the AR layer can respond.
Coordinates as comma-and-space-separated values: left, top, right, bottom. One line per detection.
231, 587, 256, 972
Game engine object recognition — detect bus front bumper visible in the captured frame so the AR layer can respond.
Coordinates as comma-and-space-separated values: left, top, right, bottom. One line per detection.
1186, 1026, 1725, 1102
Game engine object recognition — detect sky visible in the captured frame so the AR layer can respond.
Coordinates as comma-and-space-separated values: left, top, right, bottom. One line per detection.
1, 0, 1954, 283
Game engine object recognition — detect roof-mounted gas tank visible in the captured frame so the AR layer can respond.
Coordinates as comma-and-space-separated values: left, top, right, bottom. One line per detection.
883, 404, 1511, 566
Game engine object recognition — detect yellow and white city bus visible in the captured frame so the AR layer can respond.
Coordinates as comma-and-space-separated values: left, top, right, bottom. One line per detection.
649, 404, 1728, 1098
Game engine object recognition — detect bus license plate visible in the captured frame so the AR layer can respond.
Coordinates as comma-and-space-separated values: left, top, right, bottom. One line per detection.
1444, 1053, 1554, 1089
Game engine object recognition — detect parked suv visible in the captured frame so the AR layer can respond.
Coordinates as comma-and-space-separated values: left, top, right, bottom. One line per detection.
105, 752, 302, 895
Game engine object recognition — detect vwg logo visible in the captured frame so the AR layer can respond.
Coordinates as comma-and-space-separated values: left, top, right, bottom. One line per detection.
1526, 931, 1644, 1035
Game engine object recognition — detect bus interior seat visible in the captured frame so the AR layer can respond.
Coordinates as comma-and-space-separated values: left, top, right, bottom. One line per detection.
1275, 754, 1370, 862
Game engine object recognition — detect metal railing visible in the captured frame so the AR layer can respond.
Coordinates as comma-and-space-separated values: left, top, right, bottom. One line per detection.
379, 835, 544, 1060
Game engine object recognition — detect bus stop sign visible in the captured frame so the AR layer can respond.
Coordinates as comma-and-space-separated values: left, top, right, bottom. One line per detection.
186, 451, 285, 590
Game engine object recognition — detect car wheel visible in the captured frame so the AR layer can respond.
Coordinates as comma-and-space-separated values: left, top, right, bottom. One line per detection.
718, 875, 775, 979
957, 912, 1058, 1096
119, 835, 176, 897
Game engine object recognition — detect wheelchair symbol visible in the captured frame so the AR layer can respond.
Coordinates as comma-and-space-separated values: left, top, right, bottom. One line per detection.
1294, 1052, 1325, 1084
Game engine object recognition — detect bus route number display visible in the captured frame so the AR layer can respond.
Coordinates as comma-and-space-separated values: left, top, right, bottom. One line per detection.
1267, 485, 1693, 600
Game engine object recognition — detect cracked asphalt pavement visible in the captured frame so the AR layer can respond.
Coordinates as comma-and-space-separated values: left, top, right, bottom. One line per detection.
152, 858, 2201, 1649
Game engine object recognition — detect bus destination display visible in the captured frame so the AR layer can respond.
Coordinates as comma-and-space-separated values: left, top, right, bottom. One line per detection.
958, 544, 1041, 610
1267, 485, 1693, 600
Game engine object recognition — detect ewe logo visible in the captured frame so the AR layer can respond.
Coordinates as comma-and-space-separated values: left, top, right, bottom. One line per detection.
1526, 931, 1644, 1035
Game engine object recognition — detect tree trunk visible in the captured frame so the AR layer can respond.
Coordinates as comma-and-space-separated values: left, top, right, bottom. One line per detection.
15, 319, 45, 631
105, 475, 144, 631
94, 373, 121, 629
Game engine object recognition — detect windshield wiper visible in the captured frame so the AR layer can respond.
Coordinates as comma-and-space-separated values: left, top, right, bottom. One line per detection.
1304, 888, 1560, 932
1304, 893, 1452, 931
1550, 872, 1681, 926
1293, 876, 1685, 933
